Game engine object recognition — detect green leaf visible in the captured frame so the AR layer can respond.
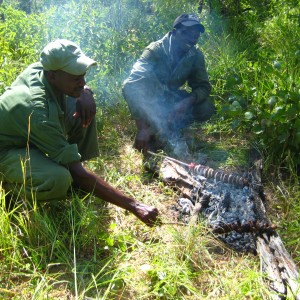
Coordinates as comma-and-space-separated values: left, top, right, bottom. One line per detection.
244, 111, 254, 120
294, 119, 300, 131
295, 132, 300, 144
109, 223, 117, 230
285, 106, 298, 120
230, 101, 242, 112
106, 237, 114, 247
273, 61, 281, 69
253, 124, 263, 134
278, 132, 289, 143
268, 96, 277, 109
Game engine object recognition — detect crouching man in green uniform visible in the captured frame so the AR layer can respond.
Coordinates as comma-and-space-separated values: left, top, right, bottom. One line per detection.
0, 39, 160, 227
123, 14, 215, 153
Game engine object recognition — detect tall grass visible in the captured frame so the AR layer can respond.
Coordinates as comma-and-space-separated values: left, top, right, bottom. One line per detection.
0, 110, 278, 299
0, 1, 299, 299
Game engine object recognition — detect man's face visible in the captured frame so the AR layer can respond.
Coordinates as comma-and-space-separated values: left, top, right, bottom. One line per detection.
49, 70, 86, 98
173, 26, 201, 54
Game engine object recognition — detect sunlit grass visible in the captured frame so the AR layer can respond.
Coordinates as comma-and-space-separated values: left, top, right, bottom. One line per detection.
1, 1, 299, 299
1, 101, 298, 300
0, 119, 277, 299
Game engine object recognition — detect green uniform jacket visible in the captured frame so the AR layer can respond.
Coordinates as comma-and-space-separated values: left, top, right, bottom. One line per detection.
0, 62, 81, 165
122, 32, 211, 120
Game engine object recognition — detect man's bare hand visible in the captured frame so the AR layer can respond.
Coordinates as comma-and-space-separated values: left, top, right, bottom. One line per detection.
134, 120, 152, 153
132, 202, 161, 227
74, 87, 96, 128
167, 96, 196, 129
172, 96, 195, 120
134, 128, 151, 152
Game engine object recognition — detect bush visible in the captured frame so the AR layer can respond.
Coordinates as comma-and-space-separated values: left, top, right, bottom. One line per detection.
0, 5, 48, 93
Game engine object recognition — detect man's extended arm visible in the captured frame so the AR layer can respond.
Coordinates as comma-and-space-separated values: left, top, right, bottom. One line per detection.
67, 161, 160, 227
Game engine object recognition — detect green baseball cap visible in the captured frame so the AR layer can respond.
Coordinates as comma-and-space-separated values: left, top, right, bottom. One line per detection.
40, 39, 97, 75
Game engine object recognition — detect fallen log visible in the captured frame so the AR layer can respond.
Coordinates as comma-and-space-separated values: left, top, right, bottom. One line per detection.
158, 156, 300, 299
257, 233, 300, 300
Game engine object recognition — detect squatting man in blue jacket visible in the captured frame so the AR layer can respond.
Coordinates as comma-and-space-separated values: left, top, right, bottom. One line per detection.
123, 13, 214, 155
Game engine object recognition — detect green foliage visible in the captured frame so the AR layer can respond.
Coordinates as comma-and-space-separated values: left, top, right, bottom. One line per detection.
39, 1, 154, 106
204, 0, 300, 166
249, 6, 300, 164
0, 5, 48, 93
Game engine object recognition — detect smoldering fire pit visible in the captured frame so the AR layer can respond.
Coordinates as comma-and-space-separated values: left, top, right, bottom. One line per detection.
162, 155, 272, 254
175, 175, 271, 254
155, 154, 300, 299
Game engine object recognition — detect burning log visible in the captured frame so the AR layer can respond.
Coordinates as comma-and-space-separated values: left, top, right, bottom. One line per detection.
211, 220, 277, 235
158, 155, 300, 300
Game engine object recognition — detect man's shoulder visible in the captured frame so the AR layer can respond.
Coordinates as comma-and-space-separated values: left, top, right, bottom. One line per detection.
6, 62, 46, 104
11, 62, 43, 87
145, 33, 170, 52
15, 62, 43, 79
146, 40, 163, 52
24, 62, 44, 83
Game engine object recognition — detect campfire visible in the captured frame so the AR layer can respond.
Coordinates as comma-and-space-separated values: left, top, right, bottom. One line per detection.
149, 150, 300, 299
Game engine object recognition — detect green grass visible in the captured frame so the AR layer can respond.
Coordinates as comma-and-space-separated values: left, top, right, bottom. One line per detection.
1, 1, 300, 298
1, 104, 298, 299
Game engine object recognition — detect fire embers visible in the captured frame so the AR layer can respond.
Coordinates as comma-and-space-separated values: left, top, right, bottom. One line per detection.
212, 220, 277, 235
175, 175, 273, 254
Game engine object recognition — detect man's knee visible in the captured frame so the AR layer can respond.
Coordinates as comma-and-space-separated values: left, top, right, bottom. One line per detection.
32, 167, 72, 201
52, 167, 72, 192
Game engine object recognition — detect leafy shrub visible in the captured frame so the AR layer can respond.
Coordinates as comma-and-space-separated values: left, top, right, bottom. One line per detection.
0, 5, 48, 93
242, 5, 300, 164
204, 1, 300, 166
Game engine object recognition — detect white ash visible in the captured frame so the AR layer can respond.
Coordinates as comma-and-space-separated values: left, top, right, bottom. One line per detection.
175, 175, 259, 254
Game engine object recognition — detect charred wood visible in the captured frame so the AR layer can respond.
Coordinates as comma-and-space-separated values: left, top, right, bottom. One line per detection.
159, 156, 299, 299
257, 233, 300, 300
211, 220, 277, 235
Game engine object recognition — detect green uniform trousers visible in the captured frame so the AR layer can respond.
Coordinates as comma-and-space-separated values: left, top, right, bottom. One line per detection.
0, 99, 99, 202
